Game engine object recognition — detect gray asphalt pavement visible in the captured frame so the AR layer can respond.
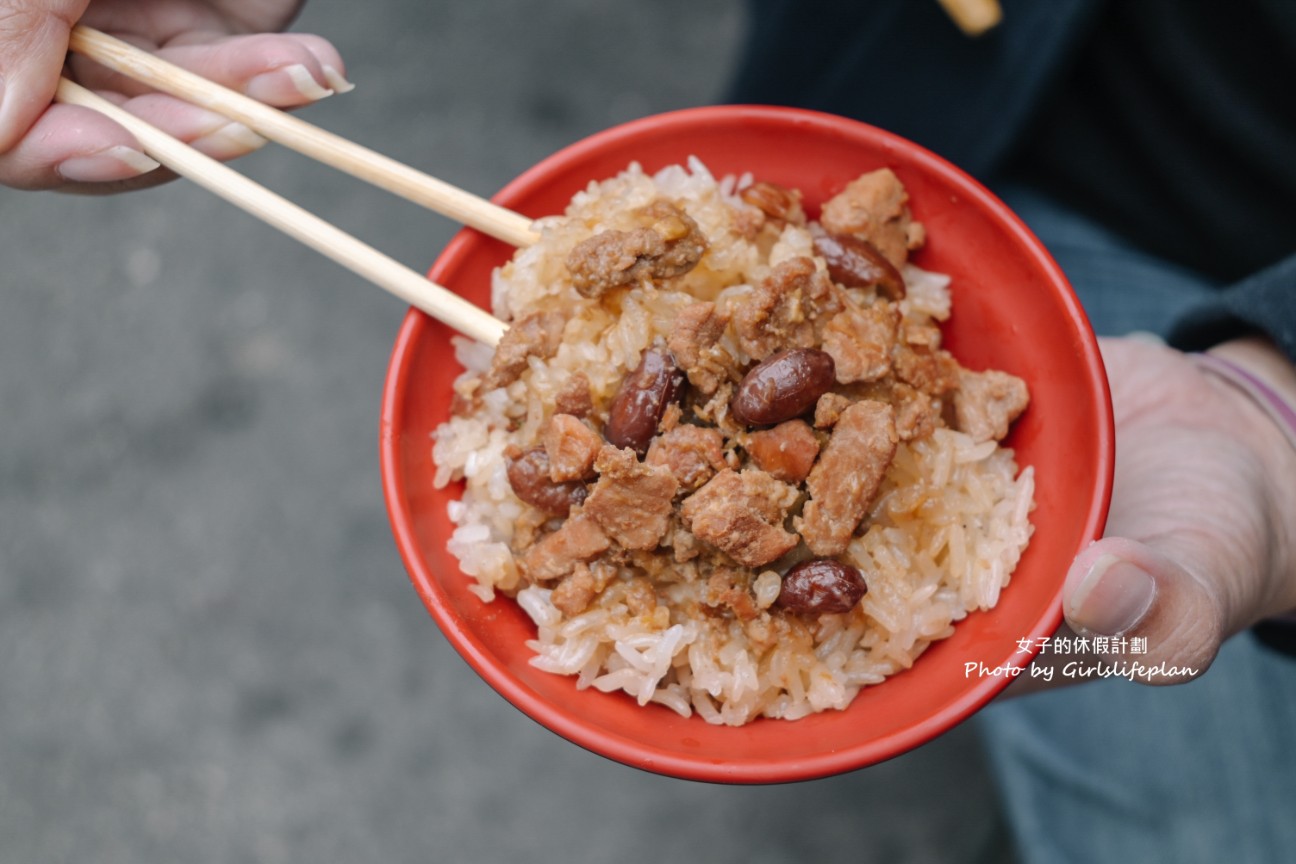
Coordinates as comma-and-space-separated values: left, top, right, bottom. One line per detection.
0, 2, 1011, 861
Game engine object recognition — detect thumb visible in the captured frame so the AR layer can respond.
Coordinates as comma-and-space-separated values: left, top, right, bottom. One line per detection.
0, 1, 91, 152
1063, 536, 1226, 684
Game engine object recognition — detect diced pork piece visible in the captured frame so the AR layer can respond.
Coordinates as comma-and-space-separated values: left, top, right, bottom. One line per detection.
551, 564, 599, 616
667, 301, 733, 394
645, 424, 727, 490
903, 321, 943, 349
704, 568, 760, 621
814, 392, 853, 429
821, 300, 900, 383
819, 168, 925, 268
554, 372, 594, 418
745, 419, 820, 484
521, 512, 610, 582
542, 414, 603, 482
669, 302, 729, 367
566, 228, 657, 296
795, 400, 898, 556
657, 402, 684, 434
732, 257, 840, 361
565, 200, 707, 297
892, 338, 961, 397
483, 310, 565, 390
637, 199, 708, 276
583, 446, 679, 550
891, 381, 941, 442
681, 468, 800, 568
667, 526, 703, 563
623, 577, 659, 616
953, 368, 1030, 442
689, 381, 738, 431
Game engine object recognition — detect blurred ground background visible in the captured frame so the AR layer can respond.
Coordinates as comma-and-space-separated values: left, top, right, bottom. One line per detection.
0, 1, 1012, 860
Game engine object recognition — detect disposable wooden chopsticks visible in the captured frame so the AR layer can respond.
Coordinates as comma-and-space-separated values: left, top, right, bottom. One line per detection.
936, 0, 1002, 36
68, 26, 541, 248
54, 78, 507, 346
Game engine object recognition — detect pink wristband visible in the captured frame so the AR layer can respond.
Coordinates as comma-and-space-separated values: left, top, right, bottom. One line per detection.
1193, 352, 1296, 455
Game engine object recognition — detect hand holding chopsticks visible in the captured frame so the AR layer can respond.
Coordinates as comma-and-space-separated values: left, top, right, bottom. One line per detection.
57, 26, 531, 346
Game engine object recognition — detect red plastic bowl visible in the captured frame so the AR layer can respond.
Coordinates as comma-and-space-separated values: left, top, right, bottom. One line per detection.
380, 105, 1113, 783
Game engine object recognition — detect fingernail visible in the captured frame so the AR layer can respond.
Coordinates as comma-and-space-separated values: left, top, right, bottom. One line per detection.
321, 65, 356, 94
0, 71, 19, 151
245, 64, 334, 103
191, 121, 267, 157
57, 145, 161, 182
1067, 554, 1156, 636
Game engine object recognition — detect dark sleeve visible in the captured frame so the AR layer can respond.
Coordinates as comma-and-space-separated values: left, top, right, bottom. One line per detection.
1166, 253, 1296, 361
1253, 620, 1296, 658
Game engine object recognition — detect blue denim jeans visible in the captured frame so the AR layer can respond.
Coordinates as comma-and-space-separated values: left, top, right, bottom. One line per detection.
974, 182, 1296, 863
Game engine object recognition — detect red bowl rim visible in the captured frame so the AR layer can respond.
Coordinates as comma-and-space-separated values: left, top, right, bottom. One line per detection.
380, 104, 1114, 783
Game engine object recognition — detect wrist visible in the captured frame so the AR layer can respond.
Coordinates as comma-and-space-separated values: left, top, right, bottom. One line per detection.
1195, 337, 1296, 618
